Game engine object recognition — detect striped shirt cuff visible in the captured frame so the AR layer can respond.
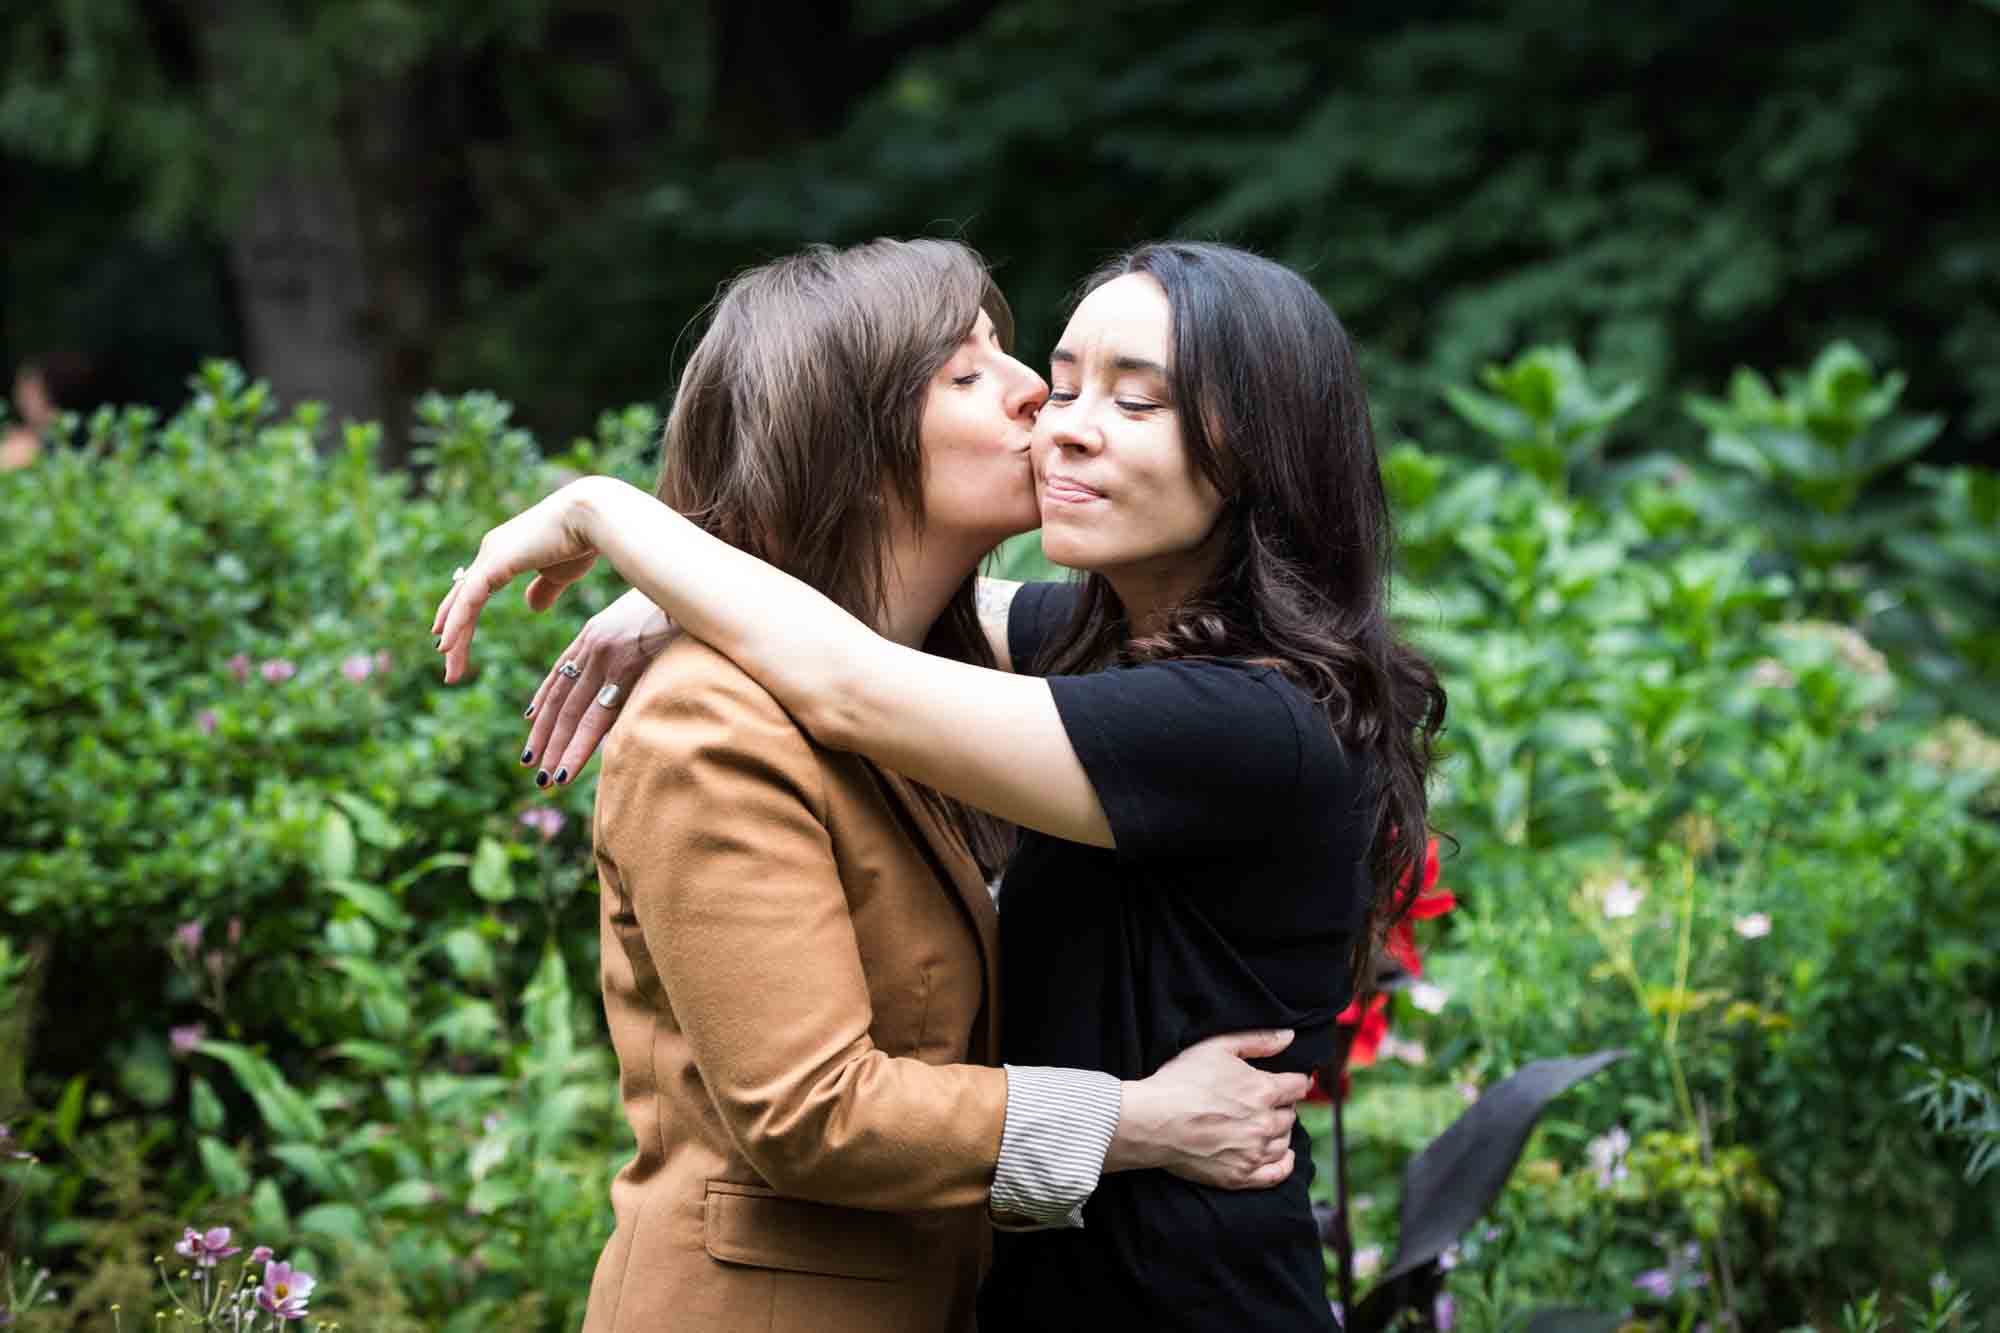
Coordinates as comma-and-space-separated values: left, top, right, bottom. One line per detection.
988, 1066, 1122, 1230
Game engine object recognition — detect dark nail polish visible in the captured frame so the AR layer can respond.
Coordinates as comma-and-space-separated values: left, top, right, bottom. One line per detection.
553, 767, 569, 785
520, 748, 534, 766
534, 769, 550, 788
523, 705, 536, 719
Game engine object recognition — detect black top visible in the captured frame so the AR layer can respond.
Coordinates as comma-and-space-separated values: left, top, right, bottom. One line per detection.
979, 582, 1371, 1331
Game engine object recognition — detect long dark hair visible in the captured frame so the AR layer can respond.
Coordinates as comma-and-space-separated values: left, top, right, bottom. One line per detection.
658, 236, 1015, 871
1037, 241, 1447, 993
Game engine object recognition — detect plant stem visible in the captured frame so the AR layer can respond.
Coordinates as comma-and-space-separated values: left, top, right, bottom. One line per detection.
1662, 856, 1699, 1130
1333, 1082, 1354, 1321
1695, 1097, 1740, 1325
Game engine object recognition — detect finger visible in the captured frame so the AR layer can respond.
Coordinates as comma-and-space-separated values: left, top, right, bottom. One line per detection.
525, 636, 592, 762
547, 657, 609, 784
1211, 1028, 1295, 1061
526, 628, 590, 720
440, 566, 501, 683
1266, 1134, 1292, 1161
1249, 1149, 1296, 1188
1269, 1072, 1314, 1107
526, 670, 581, 768
431, 580, 460, 639
552, 688, 619, 783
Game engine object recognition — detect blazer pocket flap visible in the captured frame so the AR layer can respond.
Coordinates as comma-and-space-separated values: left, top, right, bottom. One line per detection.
702, 1181, 913, 1282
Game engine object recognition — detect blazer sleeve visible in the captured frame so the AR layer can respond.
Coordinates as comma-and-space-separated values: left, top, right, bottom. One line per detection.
596, 657, 1011, 1212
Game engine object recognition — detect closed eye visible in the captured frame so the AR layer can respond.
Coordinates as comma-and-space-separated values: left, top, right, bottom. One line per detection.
952, 372, 984, 387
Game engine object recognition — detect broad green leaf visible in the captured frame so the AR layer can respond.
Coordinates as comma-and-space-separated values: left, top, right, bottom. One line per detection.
470, 836, 515, 903
318, 808, 357, 880
296, 1202, 368, 1244
197, 1135, 252, 1195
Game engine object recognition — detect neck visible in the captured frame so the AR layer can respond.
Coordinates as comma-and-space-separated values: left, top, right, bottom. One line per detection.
1105, 538, 1227, 640
877, 516, 993, 649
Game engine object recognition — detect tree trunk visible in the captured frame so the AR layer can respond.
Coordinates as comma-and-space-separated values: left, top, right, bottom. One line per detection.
226, 168, 386, 436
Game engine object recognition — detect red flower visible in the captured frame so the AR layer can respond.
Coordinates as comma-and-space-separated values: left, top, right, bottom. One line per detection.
1388, 837, 1454, 976
1339, 993, 1390, 1069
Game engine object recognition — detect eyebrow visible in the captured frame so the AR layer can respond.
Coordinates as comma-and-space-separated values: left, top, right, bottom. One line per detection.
1049, 349, 1169, 377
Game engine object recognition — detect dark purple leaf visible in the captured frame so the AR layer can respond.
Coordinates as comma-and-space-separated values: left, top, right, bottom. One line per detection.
1379, 1049, 1629, 1282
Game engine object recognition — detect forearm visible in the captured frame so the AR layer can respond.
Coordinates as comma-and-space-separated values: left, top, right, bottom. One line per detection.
569, 476, 888, 741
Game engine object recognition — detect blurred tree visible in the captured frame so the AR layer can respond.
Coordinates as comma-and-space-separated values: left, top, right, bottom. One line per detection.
2, 0, 1994, 464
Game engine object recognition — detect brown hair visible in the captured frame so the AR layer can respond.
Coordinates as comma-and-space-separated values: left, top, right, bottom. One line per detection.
658, 237, 1016, 870
1039, 242, 1447, 999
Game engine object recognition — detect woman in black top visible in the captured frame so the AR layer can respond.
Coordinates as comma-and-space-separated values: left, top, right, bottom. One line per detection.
435, 241, 1447, 1328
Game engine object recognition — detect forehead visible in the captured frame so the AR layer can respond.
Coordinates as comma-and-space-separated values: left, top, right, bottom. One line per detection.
1058, 273, 1170, 362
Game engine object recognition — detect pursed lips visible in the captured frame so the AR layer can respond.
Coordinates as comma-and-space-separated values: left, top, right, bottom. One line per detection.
1042, 474, 1106, 504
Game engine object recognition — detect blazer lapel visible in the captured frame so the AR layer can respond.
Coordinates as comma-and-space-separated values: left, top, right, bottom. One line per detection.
868, 767, 1004, 1064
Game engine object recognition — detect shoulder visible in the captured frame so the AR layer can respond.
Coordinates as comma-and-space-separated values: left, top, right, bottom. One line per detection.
1008, 580, 1082, 674
600, 638, 826, 817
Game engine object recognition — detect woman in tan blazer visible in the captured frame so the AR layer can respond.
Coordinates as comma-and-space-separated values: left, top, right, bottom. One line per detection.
441, 240, 1311, 1333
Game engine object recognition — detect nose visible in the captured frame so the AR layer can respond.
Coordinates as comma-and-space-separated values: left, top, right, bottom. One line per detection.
1005, 355, 1048, 424
1042, 405, 1101, 457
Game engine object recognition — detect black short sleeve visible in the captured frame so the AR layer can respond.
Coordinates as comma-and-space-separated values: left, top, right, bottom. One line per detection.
1047, 659, 1339, 860
1006, 581, 1080, 677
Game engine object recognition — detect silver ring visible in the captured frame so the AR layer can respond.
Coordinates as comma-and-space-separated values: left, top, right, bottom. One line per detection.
557, 660, 582, 680
595, 683, 624, 709
450, 566, 467, 583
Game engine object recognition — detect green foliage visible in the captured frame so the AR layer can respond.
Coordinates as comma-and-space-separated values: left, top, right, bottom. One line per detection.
0, 364, 647, 1329
1319, 342, 1999, 1324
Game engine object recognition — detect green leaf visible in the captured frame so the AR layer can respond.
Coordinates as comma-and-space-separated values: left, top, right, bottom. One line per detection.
196, 1040, 326, 1143
318, 808, 357, 880
330, 792, 405, 849
329, 877, 412, 931
469, 836, 515, 903
376, 1179, 444, 1213
441, 926, 496, 982
296, 1202, 368, 1244
197, 1135, 251, 1195
191, 1076, 226, 1133
53, 1075, 86, 1146
251, 1177, 290, 1235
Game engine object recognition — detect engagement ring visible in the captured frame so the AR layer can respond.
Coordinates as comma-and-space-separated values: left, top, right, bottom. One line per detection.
558, 661, 583, 680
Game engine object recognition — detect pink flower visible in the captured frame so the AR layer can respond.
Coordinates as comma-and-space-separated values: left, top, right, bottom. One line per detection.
226, 653, 252, 683
1354, 1245, 1382, 1279
196, 709, 219, 736
518, 807, 566, 842
256, 1259, 315, 1321
1587, 1127, 1631, 1188
174, 1225, 241, 1268
374, 650, 393, 675
172, 920, 204, 955
1435, 1294, 1456, 1331
259, 659, 297, 684
1602, 878, 1644, 919
251, 1246, 273, 1263
340, 653, 375, 683
1733, 912, 1771, 939
1380, 1035, 1428, 1065
169, 1024, 207, 1057
1634, 1268, 1673, 1300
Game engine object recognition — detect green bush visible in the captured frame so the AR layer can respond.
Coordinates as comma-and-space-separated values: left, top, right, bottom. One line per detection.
1316, 345, 2000, 1326
2, 364, 653, 1328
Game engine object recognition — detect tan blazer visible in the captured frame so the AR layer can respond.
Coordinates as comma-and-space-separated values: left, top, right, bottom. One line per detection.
582, 639, 1010, 1333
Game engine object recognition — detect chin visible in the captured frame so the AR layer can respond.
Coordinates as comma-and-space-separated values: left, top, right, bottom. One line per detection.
1036, 529, 1096, 572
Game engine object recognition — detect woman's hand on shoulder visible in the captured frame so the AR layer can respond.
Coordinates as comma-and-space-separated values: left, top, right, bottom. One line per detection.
520, 587, 678, 786
1105, 1029, 1311, 1190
